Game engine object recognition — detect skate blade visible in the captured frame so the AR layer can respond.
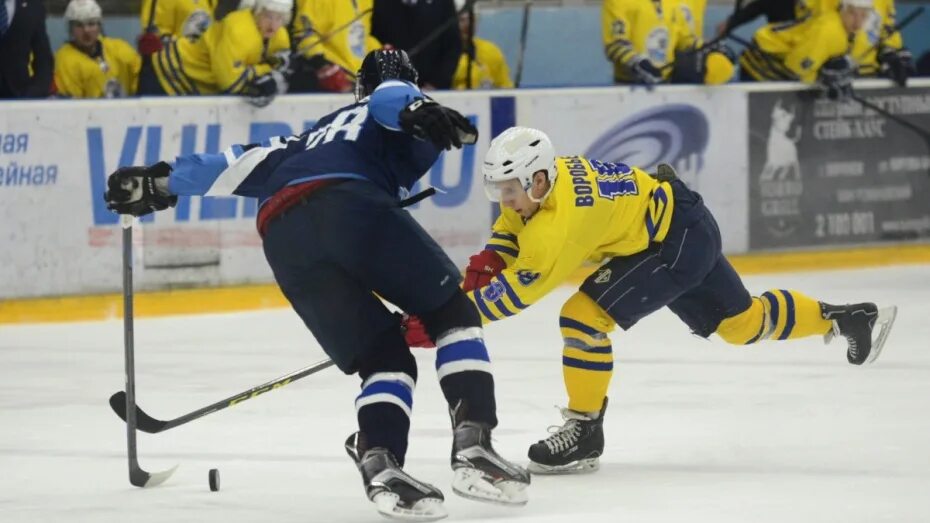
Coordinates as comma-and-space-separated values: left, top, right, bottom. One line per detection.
451, 467, 528, 506
865, 306, 897, 365
372, 492, 447, 522
527, 458, 599, 475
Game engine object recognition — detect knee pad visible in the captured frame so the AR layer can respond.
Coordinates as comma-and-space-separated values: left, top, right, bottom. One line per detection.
419, 289, 481, 340
358, 323, 418, 383
560, 292, 616, 348
716, 298, 767, 345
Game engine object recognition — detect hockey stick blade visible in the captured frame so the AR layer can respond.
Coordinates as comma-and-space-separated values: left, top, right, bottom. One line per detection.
110, 391, 169, 434
866, 306, 898, 364
131, 463, 179, 488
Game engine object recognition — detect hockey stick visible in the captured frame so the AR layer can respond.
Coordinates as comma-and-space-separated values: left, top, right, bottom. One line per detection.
293, 8, 374, 57
109, 358, 335, 434
118, 214, 177, 487
145, 0, 158, 32
513, 0, 531, 88
851, 93, 930, 153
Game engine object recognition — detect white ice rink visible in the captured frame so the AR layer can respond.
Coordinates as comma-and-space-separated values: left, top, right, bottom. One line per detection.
2, 265, 929, 523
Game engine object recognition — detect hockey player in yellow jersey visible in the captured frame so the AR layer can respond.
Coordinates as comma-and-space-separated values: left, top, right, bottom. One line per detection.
404, 127, 897, 474
740, 0, 871, 96
851, 0, 913, 86
287, 0, 380, 93
140, 0, 217, 40
453, 4, 513, 89
138, 0, 291, 105
602, 0, 733, 85
54, 0, 141, 98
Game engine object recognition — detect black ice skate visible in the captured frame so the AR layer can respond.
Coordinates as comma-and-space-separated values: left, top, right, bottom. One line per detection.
527, 398, 607, 475
820, 302, 897, 365
449, 407, 530, 506
345, 432, 447, 522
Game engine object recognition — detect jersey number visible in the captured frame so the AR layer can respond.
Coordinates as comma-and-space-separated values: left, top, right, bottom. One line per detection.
304, 106, 369, 150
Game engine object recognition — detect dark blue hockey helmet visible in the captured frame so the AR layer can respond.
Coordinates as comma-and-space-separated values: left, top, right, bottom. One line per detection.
355, 48, 419, 101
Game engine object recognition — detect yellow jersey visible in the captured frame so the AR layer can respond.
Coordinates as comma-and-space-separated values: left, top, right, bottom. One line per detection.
152, 10, 290, 96
453, 37, 513, 89
54, 37, 141, 98
141, 0, 217, 40
602, 0, 698, 82
739, 10, 850, 83
677, 0, 706, 41
292, 0, 381, 73
469, 156, 675, 323
852, 0, 903, 76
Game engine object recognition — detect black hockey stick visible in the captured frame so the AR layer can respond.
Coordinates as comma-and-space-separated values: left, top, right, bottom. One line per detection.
513, 0, 531, 87
851, 93, 930, 153
118, 215, 177, 487
109, 358, 335, 434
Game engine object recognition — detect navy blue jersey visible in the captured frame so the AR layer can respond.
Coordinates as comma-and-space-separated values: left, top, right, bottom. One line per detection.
166, 80, 440, 205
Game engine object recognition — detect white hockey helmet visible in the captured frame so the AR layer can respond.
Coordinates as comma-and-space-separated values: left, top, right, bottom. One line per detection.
64, 0, 102, 23
483, 126, 557, 203
841, 0, 873, 8
254, 0, 293, 22
239, 0, 256, 9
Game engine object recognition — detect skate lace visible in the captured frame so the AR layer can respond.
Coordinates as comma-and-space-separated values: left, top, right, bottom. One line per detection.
542, 419, 582, 453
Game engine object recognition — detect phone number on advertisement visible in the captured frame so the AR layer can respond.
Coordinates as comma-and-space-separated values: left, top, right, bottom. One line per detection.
814, 211, 875, 238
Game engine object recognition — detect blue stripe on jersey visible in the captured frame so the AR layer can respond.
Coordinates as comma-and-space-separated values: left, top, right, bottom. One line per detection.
369, 80, 423, 131
486, 244, 519, 258
563, 356, 613, 372
497, 274, 528, 309
492, 298, 515, 317
471, 289, 499, 321
559, 316, 602, 337
778, 290, 796, 340
169, 152, 230, 195
435, 339, 490, 368
491, 232, 518, 244
357, 380, 414, 409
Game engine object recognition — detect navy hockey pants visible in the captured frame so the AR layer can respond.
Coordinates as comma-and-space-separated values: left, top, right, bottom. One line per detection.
580, 180, 753, 337
262, 180, 462, 373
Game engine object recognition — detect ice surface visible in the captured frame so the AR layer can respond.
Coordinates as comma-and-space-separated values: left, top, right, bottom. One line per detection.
1, 265, 928, 522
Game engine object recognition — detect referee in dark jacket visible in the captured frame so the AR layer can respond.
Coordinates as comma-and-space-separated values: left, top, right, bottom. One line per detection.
0, 0, 53, 98
372, 0, 461, 90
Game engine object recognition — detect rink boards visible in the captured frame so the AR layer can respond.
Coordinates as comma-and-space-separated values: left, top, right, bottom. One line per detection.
1, 79, 929, 320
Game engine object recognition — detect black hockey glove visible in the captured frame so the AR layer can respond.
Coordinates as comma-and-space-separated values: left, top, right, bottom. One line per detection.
818, 56, 855, 102
247, 71, 288, 107
670, 47, 703, 84
104, 161, 177, 217
878, 47, 914, 88
399, 98, 478, 151
630, 57, 663, 85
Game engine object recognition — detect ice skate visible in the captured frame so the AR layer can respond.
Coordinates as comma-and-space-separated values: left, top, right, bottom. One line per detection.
449, 406, 530, 506
820, 302, 897, 365
527, 398, 607, 475
345, 432, 447, 522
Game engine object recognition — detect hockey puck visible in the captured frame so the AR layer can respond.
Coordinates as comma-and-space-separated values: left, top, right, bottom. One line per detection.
209, 468, 220, 492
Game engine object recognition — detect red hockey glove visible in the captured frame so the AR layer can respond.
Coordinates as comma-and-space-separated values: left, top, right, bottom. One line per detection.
137, 31, 163, 57
463, 249, 506, 291
316, 63, 353, 93
401, 314, 435, 348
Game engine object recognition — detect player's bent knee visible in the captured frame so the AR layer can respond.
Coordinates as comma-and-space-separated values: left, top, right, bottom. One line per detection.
716, 298, 768, 345
560, 292, 616, 345
358, 323, 418, 382
419, 289, 481, 340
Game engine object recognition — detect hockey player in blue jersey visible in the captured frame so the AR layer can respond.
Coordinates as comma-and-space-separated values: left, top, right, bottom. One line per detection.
103, 49, 530, 521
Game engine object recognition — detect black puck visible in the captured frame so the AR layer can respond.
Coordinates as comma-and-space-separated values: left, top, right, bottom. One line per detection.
209, 468, 220, 491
